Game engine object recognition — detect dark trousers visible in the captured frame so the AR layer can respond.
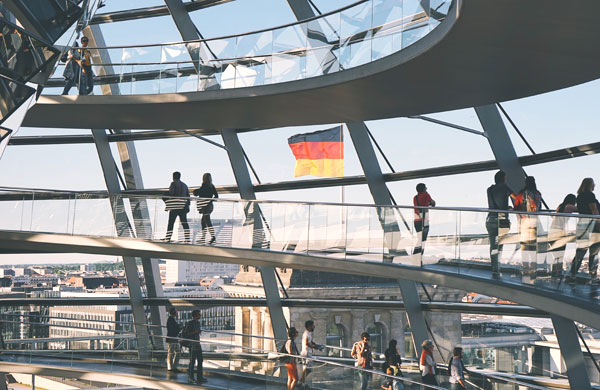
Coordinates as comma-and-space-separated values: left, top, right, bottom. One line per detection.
201, 213, 215, 241
486, 219, 505, 274
570, 245, 600, 278
188, 347, 203, 380
422, 373, 437, 386
62, 65, 80, 95
166, 209, 190, 241
413, 220, 429, 255
79, 66, 94, 95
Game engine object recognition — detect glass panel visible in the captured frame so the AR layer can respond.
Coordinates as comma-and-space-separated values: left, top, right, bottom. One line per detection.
219, 61, 237, 89
131, 64, 161, 95
118, 64, 133, 95
199, 61, 223, 91
121, 46, 160, 64
402, 0, 430, 48
271, 53, 305, 83
236, 30, 273, 58
234, 57, 269, 88
158, 64, 178, 94
177, 62, 199, 92
207, 37, 237, 61
273, 24, 307, 53
340, 38, 372, 68
340, 1, 373, 41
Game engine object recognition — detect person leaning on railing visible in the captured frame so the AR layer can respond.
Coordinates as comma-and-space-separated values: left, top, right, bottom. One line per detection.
75, 36, 94, 95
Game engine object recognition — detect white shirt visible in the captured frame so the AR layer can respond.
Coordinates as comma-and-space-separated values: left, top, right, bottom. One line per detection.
301, 330, 313, 357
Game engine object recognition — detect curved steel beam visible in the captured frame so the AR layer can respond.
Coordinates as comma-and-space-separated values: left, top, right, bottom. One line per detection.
22, 0, 600, 130
0, 230, 597, 330
0, 297, 547, 316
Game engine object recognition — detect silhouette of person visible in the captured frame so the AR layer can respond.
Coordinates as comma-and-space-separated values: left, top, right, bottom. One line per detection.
164, 171, 190, 242
193, 173, 218, 244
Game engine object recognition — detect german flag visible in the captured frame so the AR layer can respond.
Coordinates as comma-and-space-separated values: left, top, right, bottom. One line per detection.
288, 126, 343, 177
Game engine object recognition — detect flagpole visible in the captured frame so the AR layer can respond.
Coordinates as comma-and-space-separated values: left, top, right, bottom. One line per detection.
340, 124, 344, 204
340, 125, 346, 243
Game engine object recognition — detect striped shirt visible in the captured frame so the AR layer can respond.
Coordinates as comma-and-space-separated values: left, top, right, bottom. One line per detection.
165, 180, 189, 211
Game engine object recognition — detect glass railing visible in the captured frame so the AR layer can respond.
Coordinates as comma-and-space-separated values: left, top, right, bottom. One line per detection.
0, 188, 599, 303
1, 327, 554, 390
46, 0, 454, 95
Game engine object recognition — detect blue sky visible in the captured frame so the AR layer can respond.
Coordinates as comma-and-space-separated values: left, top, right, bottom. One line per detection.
1, 0, 599, 263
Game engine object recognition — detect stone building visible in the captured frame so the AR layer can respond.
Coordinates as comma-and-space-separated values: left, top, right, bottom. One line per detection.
222, 267, 465, 362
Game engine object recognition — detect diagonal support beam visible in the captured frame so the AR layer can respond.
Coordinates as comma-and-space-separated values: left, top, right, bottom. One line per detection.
475, 105, 526, 192
85, 25, 166, 349
221, 128, 288, 346
91, 129, 152, 359
346, 122, 429, 358
164, 0, 202, 73
551, 315, 592, 390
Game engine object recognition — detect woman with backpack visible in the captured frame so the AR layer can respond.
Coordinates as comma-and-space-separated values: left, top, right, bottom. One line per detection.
514, 176, 542, 282
283, 327, 300, 390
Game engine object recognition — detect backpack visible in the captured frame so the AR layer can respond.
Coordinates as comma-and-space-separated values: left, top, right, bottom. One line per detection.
279, 339, 298, 364
447, 357, 453, 375
513, 193, 525, 211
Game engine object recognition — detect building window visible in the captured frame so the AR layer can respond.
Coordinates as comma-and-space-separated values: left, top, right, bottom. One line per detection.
366, 322, 385, 354
325, 323, 346, 357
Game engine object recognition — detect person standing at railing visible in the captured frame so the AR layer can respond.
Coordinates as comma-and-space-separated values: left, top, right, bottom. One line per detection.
549, 194, 577, 277
413, 183, 436, 258
193, 173, 218, 245
166, 307, 182, 373
352, 332, 373, 390
382, 339, 403, 376
283, 327, 300, 390
514, 176, 542, 282
485, 171, 515, 278
183, 310, 206, 383
568, 178, 600, 284
448, 347, 466, 390
299, 320, 323, 387
61, 42, 80, 95
419, 340, 437, 386
75, 36, 94, 95
164, 171, 191, 243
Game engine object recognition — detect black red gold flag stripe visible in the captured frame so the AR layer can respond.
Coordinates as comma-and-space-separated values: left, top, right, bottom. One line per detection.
287, 126, 343, 177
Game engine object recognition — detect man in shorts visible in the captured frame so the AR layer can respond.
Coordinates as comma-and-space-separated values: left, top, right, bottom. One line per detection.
298, 320, 322, 387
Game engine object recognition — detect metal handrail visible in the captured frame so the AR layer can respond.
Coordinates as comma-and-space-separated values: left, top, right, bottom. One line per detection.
0, 186, 597, 219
